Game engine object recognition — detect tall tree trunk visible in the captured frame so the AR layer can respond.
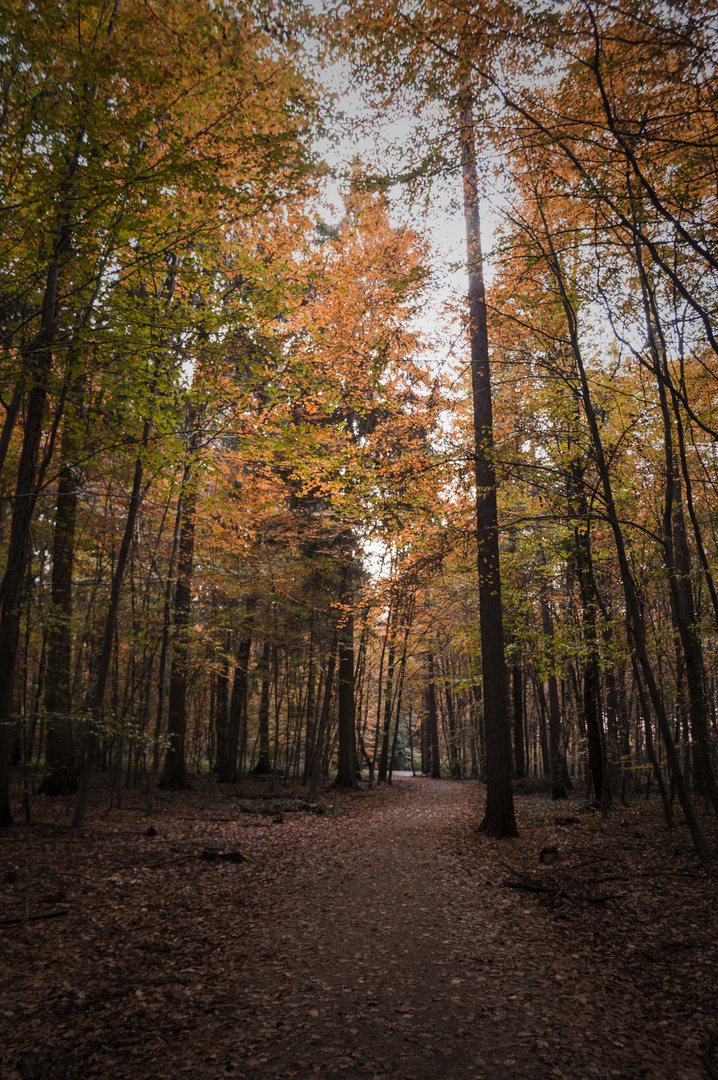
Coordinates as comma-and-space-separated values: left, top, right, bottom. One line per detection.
73, 435, 150, 827
671, 387, 718, 633
40, 455, 79, 795
635, 238, 718, 818
145, 475, 185, 816
459, 86, 516, 836
633, 660, 674, 829
41, 367, 86, 796
512, 660, 526, 779
470, 681, 483, 779
255, 637, 272, 775
660, 397, 718, 816
603, 634, 620, 802
159, 488, 197, 791
425, 652, 441, 780
443, 659, 461, 778
540, 588, 567, 784
229, 609, 255, 781
533, 677, 551, 776
335, 560, 357, 788
371, 594, 392, 773
220, 597, 256, 783
308, 627, 337, 799
302, 635, 317, 785
0, 257, 62, 826
214, 641, 230, 779
377, 602, 398, 784
574, 527, 605, 805
421, 704, 432, 776
301, 614, 316, 784
0, 386, 22, 484
387, 622, 411, 784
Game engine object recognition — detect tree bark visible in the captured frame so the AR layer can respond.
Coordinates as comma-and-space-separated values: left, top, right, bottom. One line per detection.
220, 597, 256, 783
41, 368, 85, 797
73, 436, 149, 827
214, 641, 230, 779
632, 660, 674, 829
255, 637, 272, 775
443, 659, 461, 778
573, 527, 605, 805
459, 86, 517, 836
335, 560, 357, 788
0, 257, 62, 826
159, 488, 197, 791
512, 661, 526, 779
425, 652, 441, 779
145, 475, 185, 816
40, 454, 79, 795
387, 623, 410, 783
307, 627, 337, 799
377, 602, 398, 783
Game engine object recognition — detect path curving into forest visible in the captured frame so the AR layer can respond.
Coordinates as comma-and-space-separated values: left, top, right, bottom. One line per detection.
1, 775, 714, 1080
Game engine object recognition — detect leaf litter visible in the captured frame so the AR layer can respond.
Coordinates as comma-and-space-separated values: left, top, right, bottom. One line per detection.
0, 776, 717, 1080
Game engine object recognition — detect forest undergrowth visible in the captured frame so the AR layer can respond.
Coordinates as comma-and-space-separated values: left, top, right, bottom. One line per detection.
1, 776, 717, 1080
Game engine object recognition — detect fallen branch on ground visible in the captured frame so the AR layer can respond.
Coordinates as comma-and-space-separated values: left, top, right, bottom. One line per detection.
0, 908, 69, 927
503, 879, 622, 903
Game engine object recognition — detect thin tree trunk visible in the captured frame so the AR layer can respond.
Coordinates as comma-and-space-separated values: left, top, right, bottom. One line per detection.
387, 626, 410, 784
214, 639, 230, 779
512, 660, 526, 779
73, 435, 150, 827
308, 628, 338, 799
540, 588, 570, 796
633, 660, 674, 829
377, 602, 398, 783
0, 256, 62, 826
145, 475, 185, 815
41, 385, 84, 796
335, 559, 357, 788
537, 202, 708, 860
222, 598, 256, 782
159, 487, 197, 791
302, 617, 317, 785
443, 659, 461, 778
255, 637, 272, 775
426, 652, 441, 780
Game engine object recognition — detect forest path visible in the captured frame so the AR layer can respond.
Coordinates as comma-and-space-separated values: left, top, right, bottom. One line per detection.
238, 774, 529, 1080
2, 774, 715, 1080
228, 776, 705, 1080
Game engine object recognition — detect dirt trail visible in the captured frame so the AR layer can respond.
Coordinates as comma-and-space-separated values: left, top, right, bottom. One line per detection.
228, 777, 710, 1080
1, 775, 715, 1080
238, 776, 524, 1080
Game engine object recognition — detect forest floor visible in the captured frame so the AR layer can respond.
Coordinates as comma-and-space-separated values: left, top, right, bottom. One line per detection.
1, 774, 717, 1080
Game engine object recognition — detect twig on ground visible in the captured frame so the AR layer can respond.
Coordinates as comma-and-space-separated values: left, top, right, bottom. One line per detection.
110, 854, 197, 872
0, 908, 69, 927
503, 879, 622, 903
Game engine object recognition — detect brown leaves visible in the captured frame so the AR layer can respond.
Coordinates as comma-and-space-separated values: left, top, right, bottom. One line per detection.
1, 777, 717, 1080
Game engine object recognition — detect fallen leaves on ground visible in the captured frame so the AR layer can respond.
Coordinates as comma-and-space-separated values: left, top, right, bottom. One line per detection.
0, 776, 716, 1080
